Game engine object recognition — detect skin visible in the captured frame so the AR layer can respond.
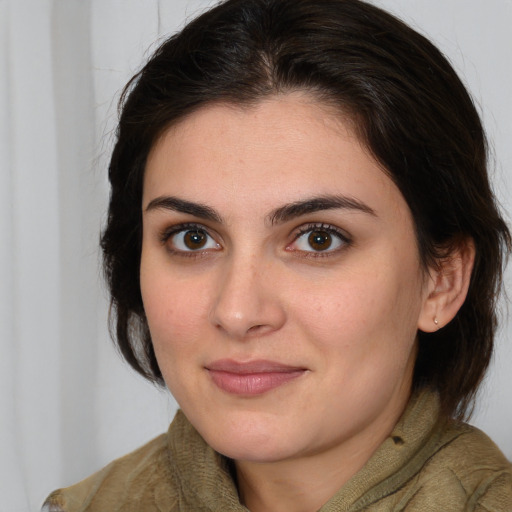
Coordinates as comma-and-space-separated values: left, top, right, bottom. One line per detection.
139, 93, 447, 512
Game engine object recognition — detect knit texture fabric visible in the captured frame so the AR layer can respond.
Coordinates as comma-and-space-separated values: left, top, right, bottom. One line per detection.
43, 390, 512, 511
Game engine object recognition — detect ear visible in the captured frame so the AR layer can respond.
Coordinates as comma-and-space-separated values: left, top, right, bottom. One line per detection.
417, 238, 475, 333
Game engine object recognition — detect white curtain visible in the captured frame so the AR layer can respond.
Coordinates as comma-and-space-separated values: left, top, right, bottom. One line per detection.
1, 1, 510, 509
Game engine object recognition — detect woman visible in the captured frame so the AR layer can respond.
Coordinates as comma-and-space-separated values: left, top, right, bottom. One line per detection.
44, 0, 512, 510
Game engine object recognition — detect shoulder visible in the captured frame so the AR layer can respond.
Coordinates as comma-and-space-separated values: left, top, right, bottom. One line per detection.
42, 432, 179, 512
433, 420, 511, 477
412, 421, 512, 509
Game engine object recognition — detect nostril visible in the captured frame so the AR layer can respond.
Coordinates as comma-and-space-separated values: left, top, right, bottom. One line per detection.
209, 279, 287, 338
247, 324, 265, 334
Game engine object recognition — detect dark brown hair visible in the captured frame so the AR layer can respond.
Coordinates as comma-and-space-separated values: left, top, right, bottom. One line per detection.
101, 0, 510, 419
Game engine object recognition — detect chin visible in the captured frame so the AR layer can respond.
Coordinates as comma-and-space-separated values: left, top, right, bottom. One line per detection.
195, 411, 301, 463
213, 436, 298, 464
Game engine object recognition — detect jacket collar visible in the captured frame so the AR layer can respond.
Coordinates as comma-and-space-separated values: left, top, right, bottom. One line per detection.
166, 389, 454, 511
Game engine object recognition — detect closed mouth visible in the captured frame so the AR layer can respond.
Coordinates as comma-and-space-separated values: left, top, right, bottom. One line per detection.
205, 359, 307, 395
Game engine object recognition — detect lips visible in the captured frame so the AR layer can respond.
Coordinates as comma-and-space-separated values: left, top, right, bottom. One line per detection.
205, 359, 307, 396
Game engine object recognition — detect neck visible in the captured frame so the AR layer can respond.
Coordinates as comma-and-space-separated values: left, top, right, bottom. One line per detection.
236, 448, 368, 512
235, 391, 411, 512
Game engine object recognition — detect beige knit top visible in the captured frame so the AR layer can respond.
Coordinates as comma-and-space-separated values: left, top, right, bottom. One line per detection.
43, 390, 512, 511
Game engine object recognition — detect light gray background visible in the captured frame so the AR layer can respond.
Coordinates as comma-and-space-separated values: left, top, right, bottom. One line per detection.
1, 1, 510, 510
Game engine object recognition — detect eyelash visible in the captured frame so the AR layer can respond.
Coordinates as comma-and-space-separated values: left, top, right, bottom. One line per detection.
159, 223, 219, 258
158, 222, 352, 258
288, 223, 352, 257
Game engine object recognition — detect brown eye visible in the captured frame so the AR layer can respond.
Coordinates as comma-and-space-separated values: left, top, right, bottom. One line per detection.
183, 230, 207, 249
290, 224, 349, 254
168, 226, 220, 252
308, 230, 333, 251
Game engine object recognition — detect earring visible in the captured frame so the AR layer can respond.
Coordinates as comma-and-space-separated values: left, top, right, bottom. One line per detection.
434, 317, 439, 326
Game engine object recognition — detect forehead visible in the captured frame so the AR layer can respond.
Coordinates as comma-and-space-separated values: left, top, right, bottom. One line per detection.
143, 94, 407, 222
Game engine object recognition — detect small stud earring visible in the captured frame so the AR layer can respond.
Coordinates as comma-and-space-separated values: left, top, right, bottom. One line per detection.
434, 317, 439, 326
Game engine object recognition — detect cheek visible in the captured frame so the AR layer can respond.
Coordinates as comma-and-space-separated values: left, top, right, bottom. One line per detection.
290, 261, 423, 357
141, 272, 212, 399
140, 265, 209, 356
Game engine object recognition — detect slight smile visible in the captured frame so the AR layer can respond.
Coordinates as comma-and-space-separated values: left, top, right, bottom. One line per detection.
205, 360, 308, 396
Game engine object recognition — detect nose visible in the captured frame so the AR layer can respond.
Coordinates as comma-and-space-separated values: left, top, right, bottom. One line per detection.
209, 254, 286, 339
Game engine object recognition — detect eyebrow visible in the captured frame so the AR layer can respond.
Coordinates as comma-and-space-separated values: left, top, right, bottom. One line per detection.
145, 196, 223, 223
268, 195, 376, 225
144, 194, 376, 225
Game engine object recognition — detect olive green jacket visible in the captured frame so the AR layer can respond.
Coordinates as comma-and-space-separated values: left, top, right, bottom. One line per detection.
44, 391, 512, 511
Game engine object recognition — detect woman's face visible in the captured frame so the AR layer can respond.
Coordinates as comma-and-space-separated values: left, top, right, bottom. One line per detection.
140, 94, 432, 465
